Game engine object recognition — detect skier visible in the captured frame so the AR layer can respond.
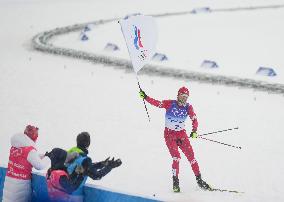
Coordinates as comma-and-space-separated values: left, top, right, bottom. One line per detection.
65, 132, 122, 201
2, 125, 51, 202
45, 148, 89, 202
139, 87, 210, 192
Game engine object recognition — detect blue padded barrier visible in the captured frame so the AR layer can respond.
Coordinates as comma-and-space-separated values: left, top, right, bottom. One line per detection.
0, 167, 160, 202
0, 167, 6, 201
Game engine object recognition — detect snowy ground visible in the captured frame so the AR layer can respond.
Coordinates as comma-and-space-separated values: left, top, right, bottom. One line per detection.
1, 0, 284, 202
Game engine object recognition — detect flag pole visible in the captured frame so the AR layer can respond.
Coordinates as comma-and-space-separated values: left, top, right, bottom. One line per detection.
136, 75, 151, 122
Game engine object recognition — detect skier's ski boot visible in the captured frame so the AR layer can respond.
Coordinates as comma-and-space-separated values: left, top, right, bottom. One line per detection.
173, 176, 180, 193
196, 175, 212, 190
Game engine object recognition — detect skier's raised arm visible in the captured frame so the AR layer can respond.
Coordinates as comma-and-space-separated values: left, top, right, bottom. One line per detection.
139, 89, 172, 109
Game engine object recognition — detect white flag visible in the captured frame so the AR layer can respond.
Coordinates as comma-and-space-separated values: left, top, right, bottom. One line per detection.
119, 14, 158, 73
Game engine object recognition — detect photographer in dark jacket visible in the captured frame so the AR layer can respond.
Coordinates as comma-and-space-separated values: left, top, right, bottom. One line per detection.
67, 132, 122, 181
45, 148, 83, 201
65, 132, 122, 202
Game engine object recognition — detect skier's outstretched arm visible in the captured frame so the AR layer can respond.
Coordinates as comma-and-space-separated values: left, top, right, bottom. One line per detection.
139, 90, 171, 109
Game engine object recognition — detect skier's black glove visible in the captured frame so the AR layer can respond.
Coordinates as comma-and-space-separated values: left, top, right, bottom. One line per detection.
106, 157, 122, 168
139, 90, 147, 99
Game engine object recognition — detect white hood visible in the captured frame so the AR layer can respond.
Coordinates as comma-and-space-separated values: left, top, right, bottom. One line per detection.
11, 133, 35, 148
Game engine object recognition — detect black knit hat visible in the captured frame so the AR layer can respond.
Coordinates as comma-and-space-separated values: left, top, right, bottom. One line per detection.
46, 148, 67, 169
77, 132, 91, 149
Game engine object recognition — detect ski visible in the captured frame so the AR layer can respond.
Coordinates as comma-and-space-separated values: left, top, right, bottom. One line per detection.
209, 188, 244, 194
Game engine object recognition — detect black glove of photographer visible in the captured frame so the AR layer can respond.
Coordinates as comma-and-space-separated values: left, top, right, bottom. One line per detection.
106, 157, 122, 168
102, 157, 110, 166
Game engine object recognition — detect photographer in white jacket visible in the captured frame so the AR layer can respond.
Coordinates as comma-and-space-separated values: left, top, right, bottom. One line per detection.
2, 125, 50, 202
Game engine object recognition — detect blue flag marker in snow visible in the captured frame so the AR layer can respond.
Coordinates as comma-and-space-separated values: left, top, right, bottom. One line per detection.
201, 60, 218, 68
152, 53, 168, 62
190, 7, 211, 14
81, 34, 89, 41
104, 43, 120, 51
256, 67, 277, 77
83, 26, 91, 32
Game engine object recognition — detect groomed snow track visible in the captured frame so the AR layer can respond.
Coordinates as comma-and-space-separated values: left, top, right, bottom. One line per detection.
31, 5, 284, 96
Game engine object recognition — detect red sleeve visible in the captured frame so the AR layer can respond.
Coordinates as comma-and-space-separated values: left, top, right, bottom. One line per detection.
145, 96, 172, 110
188, 105, 198, 132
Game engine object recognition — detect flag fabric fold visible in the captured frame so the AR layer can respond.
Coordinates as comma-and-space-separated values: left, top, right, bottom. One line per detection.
119, 14, 158, 73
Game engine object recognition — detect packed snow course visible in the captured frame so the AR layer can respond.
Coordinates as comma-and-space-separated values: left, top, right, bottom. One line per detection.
1, 1, 284, 202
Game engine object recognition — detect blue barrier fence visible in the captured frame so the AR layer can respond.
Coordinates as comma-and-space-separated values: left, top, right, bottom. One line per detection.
0, 167, 159, 202
0, 167, 6, 201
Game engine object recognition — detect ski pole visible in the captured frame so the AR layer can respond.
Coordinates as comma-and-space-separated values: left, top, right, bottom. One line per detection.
136, 76, 151, 122
198, 127, 239, 137
197, 136, 242, 150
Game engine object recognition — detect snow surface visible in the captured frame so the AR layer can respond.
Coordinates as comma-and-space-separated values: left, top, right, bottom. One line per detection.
1, 0, 284, 201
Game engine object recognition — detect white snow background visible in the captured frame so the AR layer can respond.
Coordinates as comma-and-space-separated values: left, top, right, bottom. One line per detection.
1, 0, 284, 202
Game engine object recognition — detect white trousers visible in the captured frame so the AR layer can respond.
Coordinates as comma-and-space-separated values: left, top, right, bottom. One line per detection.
2, 176, 31, 202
